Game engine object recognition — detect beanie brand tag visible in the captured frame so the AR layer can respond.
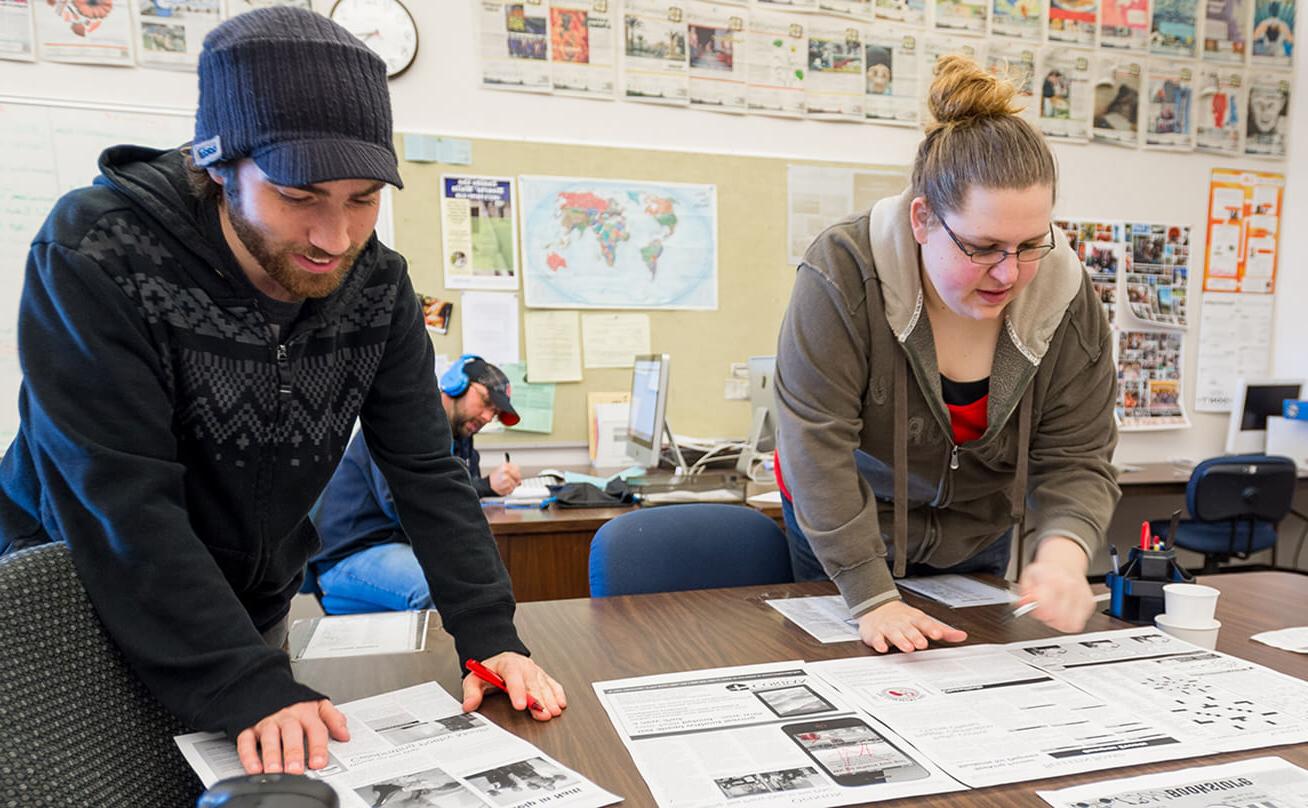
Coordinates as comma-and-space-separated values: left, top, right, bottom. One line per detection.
193, 135, 224, 167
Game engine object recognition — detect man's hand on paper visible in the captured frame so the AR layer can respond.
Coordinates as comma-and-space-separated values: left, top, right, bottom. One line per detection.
236, 698, 350, 775
1016, 536, 1095, 633
462, 650, 567, 720
488, 462, 522, 496
857, 600, 968, 653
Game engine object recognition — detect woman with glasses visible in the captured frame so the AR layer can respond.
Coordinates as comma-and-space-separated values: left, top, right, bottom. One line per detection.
773, 55, 1119, 654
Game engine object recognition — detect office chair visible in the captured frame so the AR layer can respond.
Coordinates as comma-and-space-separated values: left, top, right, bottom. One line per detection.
589, 504, 793, 596
0, 543, 204, 807
1149, 454, 1297, 575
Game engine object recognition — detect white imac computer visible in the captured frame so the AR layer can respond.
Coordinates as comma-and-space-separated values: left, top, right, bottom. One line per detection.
736, 356, 777, 480
1225, 378, 1304, 454
626, 354, 687, 471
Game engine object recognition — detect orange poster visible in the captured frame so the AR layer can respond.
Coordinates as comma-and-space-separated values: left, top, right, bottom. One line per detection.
1203, 168, 1284, 293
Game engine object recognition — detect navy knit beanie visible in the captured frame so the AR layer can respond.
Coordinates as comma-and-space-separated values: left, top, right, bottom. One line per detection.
193, 6, 403, 189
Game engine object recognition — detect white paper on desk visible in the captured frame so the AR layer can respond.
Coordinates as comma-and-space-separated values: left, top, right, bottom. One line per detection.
294, 611, 429, 660
747, 490, 784, 506
461, 291, 520, 366
1037, 756, 1308, 807
523, 310, 582, 382
767, 595, 861, 643
177, 682, 621, 808
896, 575, 1018, 607
593, 660, 965, 807
1252, 626, 1308, 653
581, 313, 650, 368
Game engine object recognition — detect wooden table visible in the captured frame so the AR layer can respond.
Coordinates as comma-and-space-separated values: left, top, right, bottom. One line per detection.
292, 571, 1308, 807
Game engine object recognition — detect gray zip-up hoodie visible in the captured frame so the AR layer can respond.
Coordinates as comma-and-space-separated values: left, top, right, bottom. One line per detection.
775, 189, 1120, 617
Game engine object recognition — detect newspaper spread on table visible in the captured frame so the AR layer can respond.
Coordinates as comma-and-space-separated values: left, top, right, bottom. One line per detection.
1036, 756, 1308, 807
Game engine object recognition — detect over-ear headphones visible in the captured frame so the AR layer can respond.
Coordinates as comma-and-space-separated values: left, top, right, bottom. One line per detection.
439, 354, 481, 396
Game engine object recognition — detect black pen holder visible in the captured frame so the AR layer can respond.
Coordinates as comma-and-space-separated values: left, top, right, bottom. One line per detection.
1105, 547, 1193, 624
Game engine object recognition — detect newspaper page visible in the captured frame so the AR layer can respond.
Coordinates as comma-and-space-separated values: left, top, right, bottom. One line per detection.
1195, 65, 1245, 154
1039, 757, 1308, 808
787, 164, 908, 264
1194, 293, 1273, 411
875, 0, 926, 26
177, 683, 621, 808
1116, 329, 1189, 429
896, 574, 1019, 607
934, 0, 988, 36
809, 644, 1205, 788
1124, 222, 1189, 327
549, 0, 617, 99
1035, 47, 1093, 141
1048, 0, 1097, 45
293, 611, 429, 661
756, 0, 819, 9
688, 1, 748, 113
1150, 0, 1199, 57
745, 9, 807, 117
1244, 69, 1291, 159
985, 41, 1038, 121
1100, 0, 1150, 49
480, 0, 552, 92
1092, 54, 1144, 146
1202, 0, 1249, 62
820, 0, 875, 19
1252, 626, 1308, 653
921, 32, 984, 74
134, 0, 222, 70
593, 661, 966, 806
805, 18, 865, 120
1056, 218, 1124, 325
862, 27, 921, 126
767, 595, 862, 643
1250, 0, 1295, 66
1203, 168, 1284, 294
1144, 59, 1196, 149
991, 0, 1043, 40
441, 175, 519, 291
624, 0, 691, 104
1009, 627, 1308, 755
0, 0, 35, 61
34, 0, 134, 64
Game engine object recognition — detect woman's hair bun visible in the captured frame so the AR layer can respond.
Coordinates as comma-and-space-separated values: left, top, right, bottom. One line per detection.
926, 55, 1021, 133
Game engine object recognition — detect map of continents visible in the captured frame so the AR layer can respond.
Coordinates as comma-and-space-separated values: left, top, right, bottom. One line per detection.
519, 176, 718, 309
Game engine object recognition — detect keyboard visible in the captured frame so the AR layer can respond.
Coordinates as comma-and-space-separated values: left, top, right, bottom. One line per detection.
512, 477, 555, 499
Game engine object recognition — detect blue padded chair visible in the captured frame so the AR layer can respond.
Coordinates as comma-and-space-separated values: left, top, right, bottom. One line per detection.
1149, 454, 1297, 575
589, 504, 794, 596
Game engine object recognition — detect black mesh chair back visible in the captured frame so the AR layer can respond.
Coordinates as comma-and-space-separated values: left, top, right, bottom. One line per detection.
1188, 454, 1296, 523
0, 543, 203, 807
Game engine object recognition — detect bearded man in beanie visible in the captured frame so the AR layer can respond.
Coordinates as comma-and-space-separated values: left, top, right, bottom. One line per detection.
0, 6, 564, 776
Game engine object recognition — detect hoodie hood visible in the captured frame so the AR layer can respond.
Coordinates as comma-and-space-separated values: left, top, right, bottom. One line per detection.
868, 188, 1083, 366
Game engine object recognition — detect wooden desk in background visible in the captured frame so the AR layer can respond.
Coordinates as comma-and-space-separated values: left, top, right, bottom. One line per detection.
292, 571, 1308, 807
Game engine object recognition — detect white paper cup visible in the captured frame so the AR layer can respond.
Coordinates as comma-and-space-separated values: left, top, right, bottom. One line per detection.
1162, 583, 1220, 626
1155, 613, 1221, 650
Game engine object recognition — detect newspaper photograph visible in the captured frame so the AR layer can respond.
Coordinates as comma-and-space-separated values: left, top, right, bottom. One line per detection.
623, 0, 690, 104
480, 0, 552, 92
549, 0, 617, 99
1250, 0, 1295, 66
1125, 222, 1189, 326
688, 1, 748, 113
1244, 69, 1291, 159
594, 661, 965, 807
1116, 329, 1188, 429
745, 9, 807, 117
1057, 218, 1123, 324
805, 18, 865, 120
934, 0, 988, 36
1100, 0, 1150, 49
1195, 65, 1245, 154
1092, 55, 1143, 146
177, 683, 621, 808
1036, 47, 1093, 141
441, 175, 518, 291
1039, 756, 1308, 808
0, 0, 35, 61
991, 0, 1043, 40
862, 27, 921, 125
1048, 0, 1097, 45
1202, 0, 1249, 62
1143, 59, 1195, 149
1150, 0, 1199, 57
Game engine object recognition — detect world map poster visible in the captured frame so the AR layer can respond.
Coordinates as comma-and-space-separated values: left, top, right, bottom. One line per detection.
518, 175, 718, 310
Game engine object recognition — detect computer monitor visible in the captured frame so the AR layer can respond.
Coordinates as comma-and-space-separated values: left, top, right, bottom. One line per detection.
736, 356, 776, 479
1225, 378, 1304, 454
627, 354, 681, 470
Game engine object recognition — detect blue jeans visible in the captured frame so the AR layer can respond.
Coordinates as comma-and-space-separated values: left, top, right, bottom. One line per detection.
781, 494, 1012, 583
317, 542, 433, 614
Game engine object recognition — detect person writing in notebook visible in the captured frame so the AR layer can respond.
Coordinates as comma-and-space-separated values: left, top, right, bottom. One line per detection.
773, 56, 1120, 654
0, 7, 563, 780
310, 356, 525, 614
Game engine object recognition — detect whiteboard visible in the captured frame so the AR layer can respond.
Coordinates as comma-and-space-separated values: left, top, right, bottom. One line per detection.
0, 99, 193, 447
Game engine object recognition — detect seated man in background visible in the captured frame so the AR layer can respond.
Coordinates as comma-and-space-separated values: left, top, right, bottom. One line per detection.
311, 355, 523, 613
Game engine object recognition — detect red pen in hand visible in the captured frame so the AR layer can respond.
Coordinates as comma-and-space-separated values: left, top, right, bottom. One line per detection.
466, 658, 544, 712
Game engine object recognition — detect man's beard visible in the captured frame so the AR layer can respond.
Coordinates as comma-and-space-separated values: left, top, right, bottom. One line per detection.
225, 189, 361, 299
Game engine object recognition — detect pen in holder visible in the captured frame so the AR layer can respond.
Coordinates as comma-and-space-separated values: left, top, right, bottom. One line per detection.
1105, 514, 1192, 624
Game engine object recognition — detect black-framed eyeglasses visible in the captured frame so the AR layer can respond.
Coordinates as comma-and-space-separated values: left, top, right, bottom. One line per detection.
939, 218, 1057, 267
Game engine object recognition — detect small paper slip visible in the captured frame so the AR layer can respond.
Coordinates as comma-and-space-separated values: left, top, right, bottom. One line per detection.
767, 595, 861, 643
897, 574, 1018, 607
292, 611, 429, 660
1252, 626, 1308, 653
746, 490, 783, 506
